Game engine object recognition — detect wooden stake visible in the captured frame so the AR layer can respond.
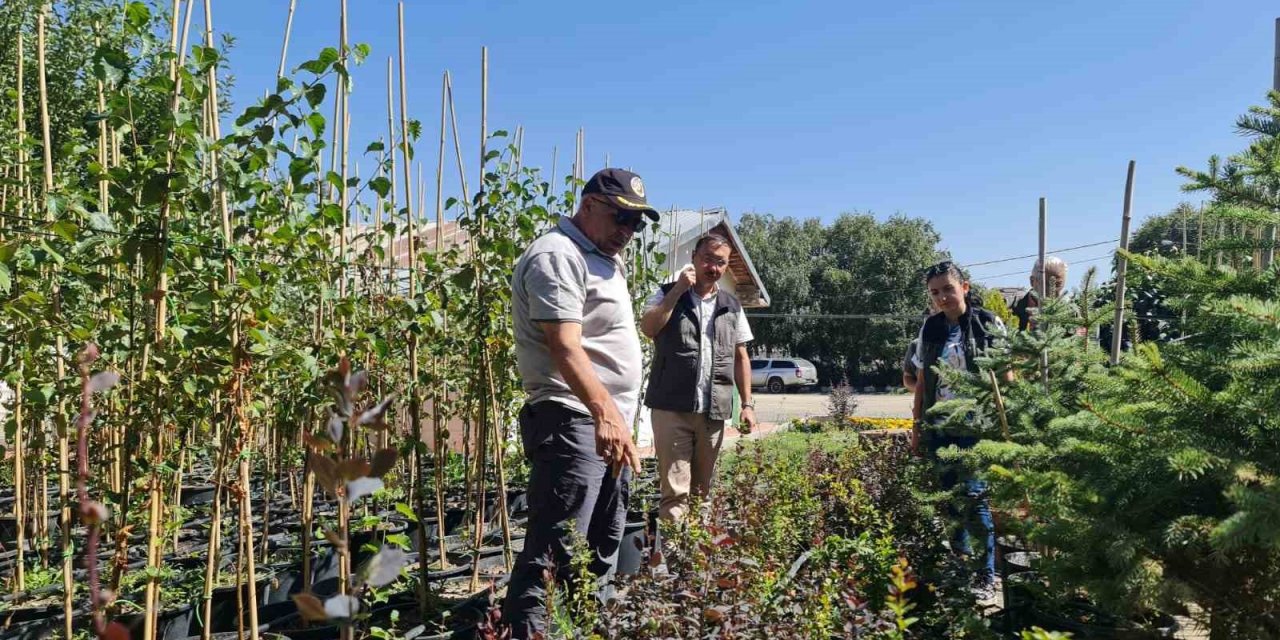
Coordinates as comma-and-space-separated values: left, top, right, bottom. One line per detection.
201, 0, 260, 636
277, 0, 297, 79
430, 70, 451, 570
386, 57, 398, 276
444, 72, 472, 208
338, 0, 350, 306
1111, 161, 1135, 366
35, 11, 75, 638
1038, 197, 1048, 387
397, 2, 416, 295
13, 29, 27, 594
549, 145, 557, 200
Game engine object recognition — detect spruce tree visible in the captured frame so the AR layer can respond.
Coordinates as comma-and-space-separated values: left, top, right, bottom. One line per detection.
923, 143, 1280, 637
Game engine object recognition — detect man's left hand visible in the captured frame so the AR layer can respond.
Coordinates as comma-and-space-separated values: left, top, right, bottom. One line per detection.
739, 407, 757, 435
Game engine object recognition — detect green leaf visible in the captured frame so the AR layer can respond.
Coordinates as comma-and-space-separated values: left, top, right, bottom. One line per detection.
393, 502, 418, 523
125, 2, 151, 31
300, 47, 340, 75
353, 43, 371, 63
0, 263, 10, 294
366, 141, 385, 153
320, 204, 343, 225
369, 176, 391, 198
305, 83, 328, 109
141, 173, 169, 206
50, 220, 79, 243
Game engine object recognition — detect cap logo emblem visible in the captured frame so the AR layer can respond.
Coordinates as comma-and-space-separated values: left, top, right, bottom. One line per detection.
630, 176, 645, 198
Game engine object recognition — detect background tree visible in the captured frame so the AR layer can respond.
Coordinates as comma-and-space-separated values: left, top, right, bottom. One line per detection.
738, 211, 944, 388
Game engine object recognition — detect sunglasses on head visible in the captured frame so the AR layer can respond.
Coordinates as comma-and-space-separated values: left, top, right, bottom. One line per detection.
923, 261, 964, 282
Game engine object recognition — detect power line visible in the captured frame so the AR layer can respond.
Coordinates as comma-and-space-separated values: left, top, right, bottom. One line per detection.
962, 239, 1118, 270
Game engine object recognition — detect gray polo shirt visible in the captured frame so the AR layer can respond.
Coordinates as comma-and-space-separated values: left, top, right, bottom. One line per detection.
512, 217, 643, 425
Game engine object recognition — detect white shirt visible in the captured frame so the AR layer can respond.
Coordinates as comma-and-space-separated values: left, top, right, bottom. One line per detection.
645, 285, 753, 413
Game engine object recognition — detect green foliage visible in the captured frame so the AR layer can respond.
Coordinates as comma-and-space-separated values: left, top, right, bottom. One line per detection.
737, 212, 945, 386
982, 289, 1017, 328
549, 433, 992, 639
942, 249, 1280, 636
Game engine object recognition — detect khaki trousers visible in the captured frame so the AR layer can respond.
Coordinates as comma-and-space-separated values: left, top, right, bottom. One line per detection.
651, 409, 726, 522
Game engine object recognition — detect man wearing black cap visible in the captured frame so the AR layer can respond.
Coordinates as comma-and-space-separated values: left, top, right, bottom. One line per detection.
505, 168, 660, 638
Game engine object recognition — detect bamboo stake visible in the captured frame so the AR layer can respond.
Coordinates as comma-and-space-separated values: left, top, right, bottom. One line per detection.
430, 71, 451, 570
277, 0, 297, 79
1110, 162, 1135, 366
196, 0, 262, 636
13, 29, 27, 594
35, 10, 75, 638
397, 2, 417, 296
444, 72, 472, 208
386, 57, 398, 277
338, 0, 350, 307
395, 0, 424, 623
549, 146, 557, 201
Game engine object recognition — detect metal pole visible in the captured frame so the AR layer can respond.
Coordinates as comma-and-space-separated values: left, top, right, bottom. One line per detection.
1111, 162, 1136, 365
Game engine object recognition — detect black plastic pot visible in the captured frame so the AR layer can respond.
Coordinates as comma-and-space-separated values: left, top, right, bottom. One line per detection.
206, 600, 301, 634
197, 576, 273, 636
616, 512, 655, 576
0, 512, 61, 544
114, 603, 196, 640
182, 633, 291, 640
180, 484, 218, 507
1030, 598, 1176, 639
261, 563, 304, 604
348, 518, 409, 566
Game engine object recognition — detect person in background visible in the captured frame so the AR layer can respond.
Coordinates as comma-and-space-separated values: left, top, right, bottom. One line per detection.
505, 168, 658, 638
1012, 256, 1068, 331
639, 232, 756, 523
910, 261, 1005, 600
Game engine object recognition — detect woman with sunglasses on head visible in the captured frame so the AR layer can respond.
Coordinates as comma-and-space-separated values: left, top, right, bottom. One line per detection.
910, 261, 1005, 600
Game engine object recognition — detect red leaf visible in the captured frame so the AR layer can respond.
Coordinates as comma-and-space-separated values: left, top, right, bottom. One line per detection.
369, 448, 398, 478
292, 593, 328, 621
338, 457, 372, 481
309, 453, 340, 494
102, 622, 130, 640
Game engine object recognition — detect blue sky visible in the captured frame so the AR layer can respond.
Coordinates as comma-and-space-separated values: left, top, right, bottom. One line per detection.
213, 0, 1278, 288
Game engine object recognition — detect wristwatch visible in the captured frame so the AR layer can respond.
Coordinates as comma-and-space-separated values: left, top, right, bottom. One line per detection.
741, 401, 755, 410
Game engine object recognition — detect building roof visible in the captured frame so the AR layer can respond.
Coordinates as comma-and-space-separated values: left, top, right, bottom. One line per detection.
651, 207, 771, 309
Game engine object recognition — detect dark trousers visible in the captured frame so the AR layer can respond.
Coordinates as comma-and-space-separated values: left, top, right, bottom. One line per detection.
502, 401, 631, 639
926, 433, 996, 586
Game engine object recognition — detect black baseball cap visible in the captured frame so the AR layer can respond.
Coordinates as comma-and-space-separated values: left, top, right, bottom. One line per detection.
582, 168, 659, 221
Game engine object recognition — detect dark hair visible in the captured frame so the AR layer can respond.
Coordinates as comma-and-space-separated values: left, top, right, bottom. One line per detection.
922, 260, 967, 284
693, 232, 731, 255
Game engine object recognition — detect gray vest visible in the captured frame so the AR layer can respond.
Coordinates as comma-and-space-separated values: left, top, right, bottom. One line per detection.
644, 284, 742, 421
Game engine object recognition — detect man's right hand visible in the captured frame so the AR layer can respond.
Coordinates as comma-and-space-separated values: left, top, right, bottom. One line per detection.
594, 403, 641, 477
672, 266, 696, 295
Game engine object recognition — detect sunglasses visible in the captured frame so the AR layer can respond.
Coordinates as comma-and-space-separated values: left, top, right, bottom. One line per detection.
923, 260, 965, 282
610, 206, 648, 233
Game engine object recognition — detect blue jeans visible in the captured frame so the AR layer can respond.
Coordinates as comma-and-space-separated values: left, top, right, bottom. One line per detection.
926, 433, 996, 587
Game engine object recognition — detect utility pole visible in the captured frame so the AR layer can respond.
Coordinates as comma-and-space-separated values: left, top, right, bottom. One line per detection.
1267, 17, 1279, 269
